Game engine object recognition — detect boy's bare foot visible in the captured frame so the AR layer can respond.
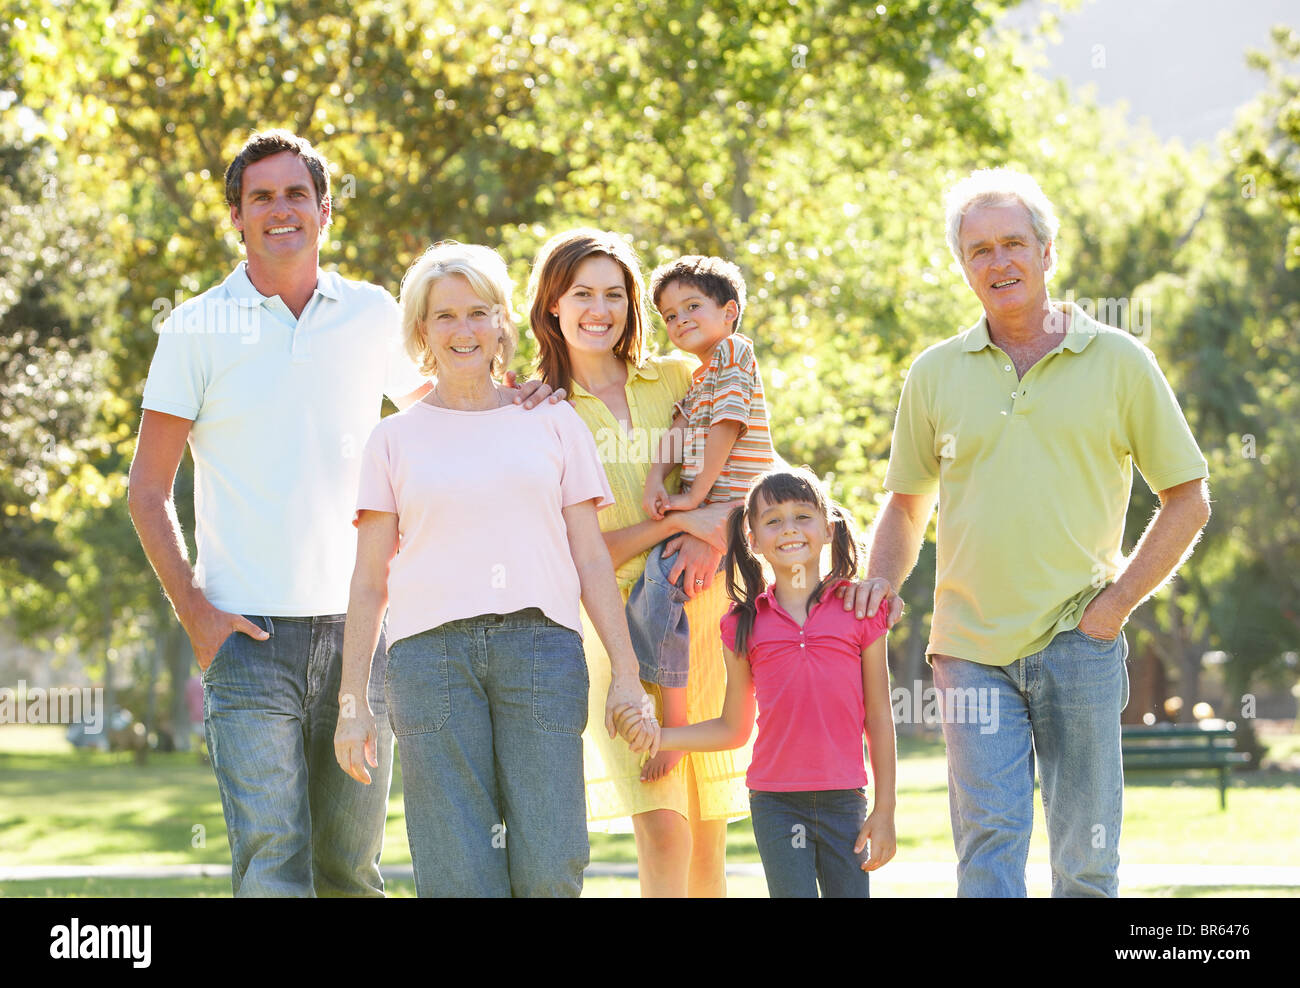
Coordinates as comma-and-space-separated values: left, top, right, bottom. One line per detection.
640, 749, 685, 782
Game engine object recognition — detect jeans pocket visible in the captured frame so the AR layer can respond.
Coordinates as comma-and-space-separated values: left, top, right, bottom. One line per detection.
385, 630, 451, 736
1074, 627, 1120, 646
201, 631, 237, 684
202, 616, 271, 685
532, 625, 589, 735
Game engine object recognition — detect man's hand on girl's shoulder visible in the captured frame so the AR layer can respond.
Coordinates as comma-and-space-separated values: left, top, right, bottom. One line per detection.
836, 577, 904, 626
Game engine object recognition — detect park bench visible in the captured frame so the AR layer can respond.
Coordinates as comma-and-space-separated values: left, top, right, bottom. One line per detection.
1121, 723, 1251, 810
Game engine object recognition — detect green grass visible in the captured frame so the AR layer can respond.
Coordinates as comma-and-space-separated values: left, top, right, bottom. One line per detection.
2, 725, 1297, 897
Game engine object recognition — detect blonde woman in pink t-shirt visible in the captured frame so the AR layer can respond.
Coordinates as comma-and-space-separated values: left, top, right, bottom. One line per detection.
619, 467, 899, 898
333, 242, 658, 897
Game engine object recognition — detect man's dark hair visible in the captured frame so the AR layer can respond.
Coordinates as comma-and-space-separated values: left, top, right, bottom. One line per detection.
224, 129, 330, 211
649, 255, 748, 332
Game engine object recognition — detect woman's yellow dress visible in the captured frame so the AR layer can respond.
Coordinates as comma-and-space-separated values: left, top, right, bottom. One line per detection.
570, 354, 753, 832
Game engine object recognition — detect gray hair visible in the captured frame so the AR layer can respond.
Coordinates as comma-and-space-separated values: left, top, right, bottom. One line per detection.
944, 168, 1060, 282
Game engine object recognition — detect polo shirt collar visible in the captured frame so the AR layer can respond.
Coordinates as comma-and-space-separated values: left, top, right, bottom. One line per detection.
222, 262, 339, 305
627, 358, 661, 383
754, 579, 848, 617
570, 358, 660, 400
961, 301, 1100, 355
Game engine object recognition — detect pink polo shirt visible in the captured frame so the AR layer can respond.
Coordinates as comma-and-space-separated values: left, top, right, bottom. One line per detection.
355, 399, 614, 646
721, 580, 889, 791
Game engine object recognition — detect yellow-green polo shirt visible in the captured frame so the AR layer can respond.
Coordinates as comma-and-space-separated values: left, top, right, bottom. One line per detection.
884, 302, 1208, 666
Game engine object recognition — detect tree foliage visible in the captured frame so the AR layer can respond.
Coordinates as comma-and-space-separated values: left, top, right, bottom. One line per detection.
2, 0, 1295, 715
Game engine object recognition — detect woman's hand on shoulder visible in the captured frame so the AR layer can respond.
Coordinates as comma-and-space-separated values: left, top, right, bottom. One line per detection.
835, 577, 904, 626
504, 370, 566, 409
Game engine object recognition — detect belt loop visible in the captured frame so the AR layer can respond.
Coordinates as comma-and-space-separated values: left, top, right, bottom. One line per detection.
263, 615, 275, 638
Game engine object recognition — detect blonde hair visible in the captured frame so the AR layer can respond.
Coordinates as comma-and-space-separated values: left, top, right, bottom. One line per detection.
399, 241, 518, 378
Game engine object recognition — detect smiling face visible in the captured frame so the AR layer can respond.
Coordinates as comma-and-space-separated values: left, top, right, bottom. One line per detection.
748, 492, 831, 573
230, 151, 329, 267
421, 273, 502, 384
656, 279, 738, 358
550, 254, 631, 358
958, 200, 1052, 322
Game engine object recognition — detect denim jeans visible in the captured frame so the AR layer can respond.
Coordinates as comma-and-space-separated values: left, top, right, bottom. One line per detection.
625, 539, 691, 687
202, 614, 392, 897
932, 627, 1130, 898
386, 608, 589, 897
749, 789, 871, 898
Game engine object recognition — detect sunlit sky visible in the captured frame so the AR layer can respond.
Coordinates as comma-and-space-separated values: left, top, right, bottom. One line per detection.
1010, 0, 1298, 145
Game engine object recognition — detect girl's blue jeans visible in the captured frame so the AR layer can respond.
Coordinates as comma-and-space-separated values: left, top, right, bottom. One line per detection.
749, 788, 871, 898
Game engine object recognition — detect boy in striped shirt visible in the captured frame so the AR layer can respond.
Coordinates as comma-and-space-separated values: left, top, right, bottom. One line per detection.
627, 255, 775, 781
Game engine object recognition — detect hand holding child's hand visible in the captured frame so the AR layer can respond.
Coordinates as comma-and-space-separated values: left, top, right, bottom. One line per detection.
643, 481, 670, 521
611, 702, 643, 738
854, 808, 897, 872
663, 491, 698, 513
611, 700, 661, 758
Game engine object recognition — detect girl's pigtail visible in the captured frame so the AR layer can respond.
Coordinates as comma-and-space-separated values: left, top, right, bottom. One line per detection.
812, 502, 863, 605
724, 504, 766, 656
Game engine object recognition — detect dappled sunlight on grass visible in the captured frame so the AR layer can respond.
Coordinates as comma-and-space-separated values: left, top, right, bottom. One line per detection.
2, 725, 1297, 895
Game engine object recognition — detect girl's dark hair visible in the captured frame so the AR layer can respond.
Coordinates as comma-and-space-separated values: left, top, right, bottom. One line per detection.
724, 467, 861, 656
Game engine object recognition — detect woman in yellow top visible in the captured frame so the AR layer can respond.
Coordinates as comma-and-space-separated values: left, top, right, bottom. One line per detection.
528, 228, 894, 896
528, 228, 748, 896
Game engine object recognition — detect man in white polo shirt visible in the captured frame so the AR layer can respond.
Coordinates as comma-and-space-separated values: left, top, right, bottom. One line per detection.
127, 130, 554, 896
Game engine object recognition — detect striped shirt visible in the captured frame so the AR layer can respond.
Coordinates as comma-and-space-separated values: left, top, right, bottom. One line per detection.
674, 333, 775, 503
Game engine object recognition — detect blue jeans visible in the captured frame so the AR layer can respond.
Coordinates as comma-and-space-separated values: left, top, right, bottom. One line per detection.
625, 539, 691, 687
202, 614, 392, 897
386, 608, 589, 897
932, 627, 1130, 898
749, 789, 871, 898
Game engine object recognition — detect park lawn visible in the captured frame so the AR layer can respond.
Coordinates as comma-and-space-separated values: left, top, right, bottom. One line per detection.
2, 725, 1298, 896
2, 875, 1296, 898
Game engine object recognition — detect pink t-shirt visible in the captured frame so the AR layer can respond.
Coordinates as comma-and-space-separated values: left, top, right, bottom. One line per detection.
720, 580, 889, 792
355, 399, 614, 646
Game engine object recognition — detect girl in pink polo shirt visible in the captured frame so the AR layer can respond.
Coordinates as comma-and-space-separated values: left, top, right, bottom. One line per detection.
645, 467, 897, 897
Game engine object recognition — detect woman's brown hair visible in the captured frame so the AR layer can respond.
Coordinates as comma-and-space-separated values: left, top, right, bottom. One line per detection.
527, 228, 649, 396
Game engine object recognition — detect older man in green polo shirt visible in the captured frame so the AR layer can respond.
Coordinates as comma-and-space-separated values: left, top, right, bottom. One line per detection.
866, 168, 1210, 897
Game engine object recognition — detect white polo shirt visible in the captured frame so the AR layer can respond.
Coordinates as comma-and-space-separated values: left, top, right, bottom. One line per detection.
142, 262, 426, 616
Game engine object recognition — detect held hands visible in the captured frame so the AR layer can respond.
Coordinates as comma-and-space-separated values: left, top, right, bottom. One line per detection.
854, 807, 897, 872
643, 484, 701, 522
334, 692, 379, 785
643, 479, 672, 521
661, 491, 701, 514
608, 695, 661, 759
